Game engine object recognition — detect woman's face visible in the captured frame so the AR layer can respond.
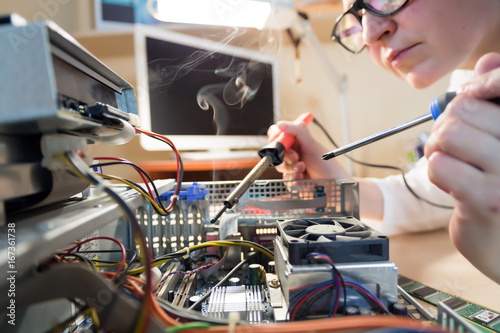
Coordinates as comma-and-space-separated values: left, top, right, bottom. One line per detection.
342, 0, 500, 88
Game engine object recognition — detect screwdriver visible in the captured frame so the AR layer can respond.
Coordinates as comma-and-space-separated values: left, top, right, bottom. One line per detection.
210, 112, 314, 223
322, 92, 458, 160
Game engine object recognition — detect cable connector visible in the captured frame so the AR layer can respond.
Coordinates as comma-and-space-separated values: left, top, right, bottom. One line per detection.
182, 247, 190, 260
41, 134, 89, 171
127, 113, 141, 127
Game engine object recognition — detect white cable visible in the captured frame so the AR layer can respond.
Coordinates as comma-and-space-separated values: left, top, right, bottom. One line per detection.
74, 119, 136, 146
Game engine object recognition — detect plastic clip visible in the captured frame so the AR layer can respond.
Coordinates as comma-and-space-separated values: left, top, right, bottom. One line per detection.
182, 247, 190, 259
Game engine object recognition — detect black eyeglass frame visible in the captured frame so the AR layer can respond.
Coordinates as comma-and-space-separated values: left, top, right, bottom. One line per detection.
331, 0, 410, 54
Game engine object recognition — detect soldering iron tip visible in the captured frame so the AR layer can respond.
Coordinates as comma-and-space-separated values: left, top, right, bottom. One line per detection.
210, 206, 227, 224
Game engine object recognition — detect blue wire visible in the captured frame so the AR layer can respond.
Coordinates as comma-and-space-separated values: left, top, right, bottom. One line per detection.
344, 279, 389, 313
288, 250, 388, 319
328, 270, 340, 317
306, 252, 341, 317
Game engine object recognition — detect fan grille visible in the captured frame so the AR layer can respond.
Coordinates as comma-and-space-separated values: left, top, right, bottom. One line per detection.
277, 217, 389, 264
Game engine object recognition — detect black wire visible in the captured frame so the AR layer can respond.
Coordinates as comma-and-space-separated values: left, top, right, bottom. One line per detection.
345, 284, 391, 315
91, 160, 167, 211
75, 249, 138, 265
330, 264, 347, 315
99, 174, 172, 217
219, 239, 275, 258
65, 151, 153, 331
55, 252, 97, 271
307, 254, 346, 316
153, 240, 274, 264
312, 118, 453, 209
295, 285, 335, 320
153, 251, 187, 263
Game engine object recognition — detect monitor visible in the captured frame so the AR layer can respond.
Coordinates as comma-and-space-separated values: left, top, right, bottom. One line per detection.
134, 25, 280, 159
94, 0, 159, 30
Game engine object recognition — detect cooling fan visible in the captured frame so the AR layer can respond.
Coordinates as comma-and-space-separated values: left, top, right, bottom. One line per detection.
277, 217, 389, 264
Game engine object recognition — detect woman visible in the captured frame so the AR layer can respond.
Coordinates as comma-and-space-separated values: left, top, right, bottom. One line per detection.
268, 0, 500, 283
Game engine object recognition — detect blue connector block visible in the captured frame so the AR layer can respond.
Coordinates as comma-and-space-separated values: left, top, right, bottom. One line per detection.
160, 182, 208, 203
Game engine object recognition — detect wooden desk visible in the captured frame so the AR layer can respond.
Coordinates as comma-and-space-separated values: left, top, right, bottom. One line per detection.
138, 157, 282, 181
389, 228, 500, 313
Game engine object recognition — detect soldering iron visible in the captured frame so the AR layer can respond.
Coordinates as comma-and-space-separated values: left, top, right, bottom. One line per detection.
210, 112, 314, 223
322, 92, 499, 160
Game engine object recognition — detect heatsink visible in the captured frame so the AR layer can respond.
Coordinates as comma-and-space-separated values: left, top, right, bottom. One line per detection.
204, 285, 267, 323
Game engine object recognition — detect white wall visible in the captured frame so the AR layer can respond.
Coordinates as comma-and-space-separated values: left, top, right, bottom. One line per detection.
0, 1, 451, 180
0, 0, 94, 34
273, 29, 450, 178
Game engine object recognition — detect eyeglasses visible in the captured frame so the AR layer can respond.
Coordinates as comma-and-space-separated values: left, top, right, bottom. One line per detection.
331, 0, 410, 54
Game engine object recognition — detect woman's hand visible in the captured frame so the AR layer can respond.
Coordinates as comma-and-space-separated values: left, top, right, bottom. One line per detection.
425, 52, 500, 283
267, 119, 351, 181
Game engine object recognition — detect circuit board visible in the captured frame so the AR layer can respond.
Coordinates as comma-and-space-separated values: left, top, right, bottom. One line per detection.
398, 275, 500, 332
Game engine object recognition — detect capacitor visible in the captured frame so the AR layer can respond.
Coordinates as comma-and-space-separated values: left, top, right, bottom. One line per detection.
229, 277, 241, 286
345, 306, 359, 316
189, 295, 202, 308
392, 303, 408, 316
385, 296, 401, 313
167, 290, 175, 303
249, 263, 262, 285
268, 261, 276, 274
359, 308, 375, 316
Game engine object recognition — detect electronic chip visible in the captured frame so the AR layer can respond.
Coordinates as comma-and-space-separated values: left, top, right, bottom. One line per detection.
443, 297, 468, 310
412, 286, 438, 298
473, 310, 500, 325
398, 276, 412, 287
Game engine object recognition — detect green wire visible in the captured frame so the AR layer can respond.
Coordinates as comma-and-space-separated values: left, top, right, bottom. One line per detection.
167, 322, 214, 332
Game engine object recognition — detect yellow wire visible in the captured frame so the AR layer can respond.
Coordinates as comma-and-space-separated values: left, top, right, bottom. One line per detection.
83, 307, 101, 330
98, 173, 169, 214
94, 262, 129, 272
59, 152, 169, 214
127, 240, 274, 275
57, 154, 151, 333
57, 154, 92, 183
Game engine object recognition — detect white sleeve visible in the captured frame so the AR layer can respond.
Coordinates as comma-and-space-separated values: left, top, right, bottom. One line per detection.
367, 158, 455, 236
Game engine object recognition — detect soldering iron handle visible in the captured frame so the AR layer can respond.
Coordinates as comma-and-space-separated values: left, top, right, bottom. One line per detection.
258, 112, 314, 165
276, 112, 314, 151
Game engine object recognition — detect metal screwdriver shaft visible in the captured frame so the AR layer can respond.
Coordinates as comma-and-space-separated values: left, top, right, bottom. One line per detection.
322, 92, 460, 160
322, 113, 433, 160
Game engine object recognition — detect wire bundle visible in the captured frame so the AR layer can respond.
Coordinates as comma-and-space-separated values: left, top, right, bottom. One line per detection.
61, 151, 155, 333
49, 125, 449, 333
286, 252, 389, 321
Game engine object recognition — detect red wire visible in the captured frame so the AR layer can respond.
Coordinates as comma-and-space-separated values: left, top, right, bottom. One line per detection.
344, 282, 388, 312
93, 157, 156, 201
298, 254, 341, 319
62, 236, 127, 281
291, 284, 333, 321
134, 128, 182, 211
